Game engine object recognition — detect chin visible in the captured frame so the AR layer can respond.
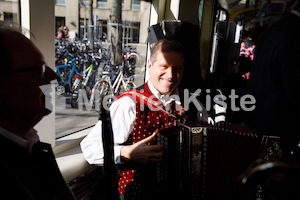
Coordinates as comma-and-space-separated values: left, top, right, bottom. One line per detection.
160, 87, 173, 95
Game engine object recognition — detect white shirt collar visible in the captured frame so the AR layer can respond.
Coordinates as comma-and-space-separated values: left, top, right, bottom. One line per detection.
0, 126, 39, 152
147, 81, 180, 106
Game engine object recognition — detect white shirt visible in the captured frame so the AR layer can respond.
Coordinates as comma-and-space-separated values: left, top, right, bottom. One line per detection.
80, 81, 209, 165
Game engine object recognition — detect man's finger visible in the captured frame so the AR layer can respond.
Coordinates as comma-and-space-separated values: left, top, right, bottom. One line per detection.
146, 151, 164, 163
138, 130, 159, 144
147, 144, 163, 152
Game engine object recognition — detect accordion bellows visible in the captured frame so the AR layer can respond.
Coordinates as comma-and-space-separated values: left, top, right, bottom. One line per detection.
155, 121, 280, 200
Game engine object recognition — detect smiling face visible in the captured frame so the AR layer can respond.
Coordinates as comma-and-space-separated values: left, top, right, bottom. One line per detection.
148, 46, 184, 95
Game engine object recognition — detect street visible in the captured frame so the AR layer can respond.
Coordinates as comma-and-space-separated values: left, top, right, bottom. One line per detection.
55, 97, 99, 138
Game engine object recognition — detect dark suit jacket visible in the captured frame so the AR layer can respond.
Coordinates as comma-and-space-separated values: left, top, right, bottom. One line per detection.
0, 135, 76, 200
240, 12, 300, 148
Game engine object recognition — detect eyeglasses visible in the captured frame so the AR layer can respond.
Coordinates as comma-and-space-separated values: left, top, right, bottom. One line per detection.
4, 63, 54, 81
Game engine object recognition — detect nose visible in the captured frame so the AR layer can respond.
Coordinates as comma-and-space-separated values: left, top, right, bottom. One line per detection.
45, 66, 60, 84
165, 66, 174, 80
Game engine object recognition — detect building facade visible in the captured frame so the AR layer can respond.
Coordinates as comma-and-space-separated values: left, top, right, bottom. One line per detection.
0, 0, 151, 44
55, 0, 150, 44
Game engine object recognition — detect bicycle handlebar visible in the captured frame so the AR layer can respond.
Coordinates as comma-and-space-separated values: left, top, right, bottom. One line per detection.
69, 58, 76, 63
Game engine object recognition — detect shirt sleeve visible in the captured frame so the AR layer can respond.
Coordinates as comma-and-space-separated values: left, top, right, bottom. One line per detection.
110, 96, 136, 164
80, 96, 136, 165
80, 121, 104, 165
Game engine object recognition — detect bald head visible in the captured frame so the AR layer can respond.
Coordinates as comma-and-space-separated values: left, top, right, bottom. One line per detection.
0, 29, 45, 73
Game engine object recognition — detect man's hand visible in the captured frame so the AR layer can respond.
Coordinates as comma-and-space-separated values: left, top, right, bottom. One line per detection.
120, 131, 163, 164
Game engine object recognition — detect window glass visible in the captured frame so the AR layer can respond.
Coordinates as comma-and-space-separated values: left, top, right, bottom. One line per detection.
55, 0, 66, 5
55, 0, 150, 138
82, 0, 89, 7
0, 0, 20, 24
131, 0, 141, 11
97, 0, 108, 8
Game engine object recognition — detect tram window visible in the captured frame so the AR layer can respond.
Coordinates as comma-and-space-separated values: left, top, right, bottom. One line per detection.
0, 1, 19, 24
0, 0, 150, 141
55, 0, 151, 139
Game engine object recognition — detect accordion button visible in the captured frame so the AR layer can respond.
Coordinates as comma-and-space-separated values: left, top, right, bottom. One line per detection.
257, 185, 263, 192
264, 155, 270, 161
273, 142, 280, 150
267, 147, 273, 155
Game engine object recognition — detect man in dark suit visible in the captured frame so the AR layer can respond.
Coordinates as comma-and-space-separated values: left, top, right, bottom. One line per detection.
241, 4, 300, 152
240, 3, 300, 200
0, 24, 76, 199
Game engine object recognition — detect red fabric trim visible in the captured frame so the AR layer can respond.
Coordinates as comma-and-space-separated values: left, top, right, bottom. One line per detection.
115, 83, 182, 118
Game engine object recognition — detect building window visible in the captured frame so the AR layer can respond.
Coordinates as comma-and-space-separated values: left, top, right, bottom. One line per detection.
131, 0, 140, 11
0, 0, 19, 24
81, 0, 89, 7
2, 12, 18, 23
55, 17, 66, 35
122, 21, 140, 43
97, 0, 108, 8
55, 0, 66, 5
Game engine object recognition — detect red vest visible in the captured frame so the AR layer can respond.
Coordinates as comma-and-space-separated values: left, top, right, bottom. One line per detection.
117, 82, 179, 196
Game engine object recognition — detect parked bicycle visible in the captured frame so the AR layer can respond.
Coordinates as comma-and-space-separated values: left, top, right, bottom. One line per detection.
70, 53, 102, 108
55, 57, 80, 94
89, 63, 138, 111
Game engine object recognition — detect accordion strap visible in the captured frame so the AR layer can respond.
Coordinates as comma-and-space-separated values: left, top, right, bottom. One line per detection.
116, 90, 182, 118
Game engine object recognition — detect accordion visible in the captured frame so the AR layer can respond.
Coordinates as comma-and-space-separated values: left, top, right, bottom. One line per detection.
155, 121, 280, 200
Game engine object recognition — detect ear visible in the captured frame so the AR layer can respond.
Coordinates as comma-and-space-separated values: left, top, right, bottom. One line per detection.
147, 59, 152, 74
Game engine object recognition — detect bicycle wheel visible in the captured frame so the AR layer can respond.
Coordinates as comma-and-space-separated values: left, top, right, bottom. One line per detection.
70, 86, 91, 108
70, 89, 79, 108
92, 80, 110, 111
122, 75, 139, 92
